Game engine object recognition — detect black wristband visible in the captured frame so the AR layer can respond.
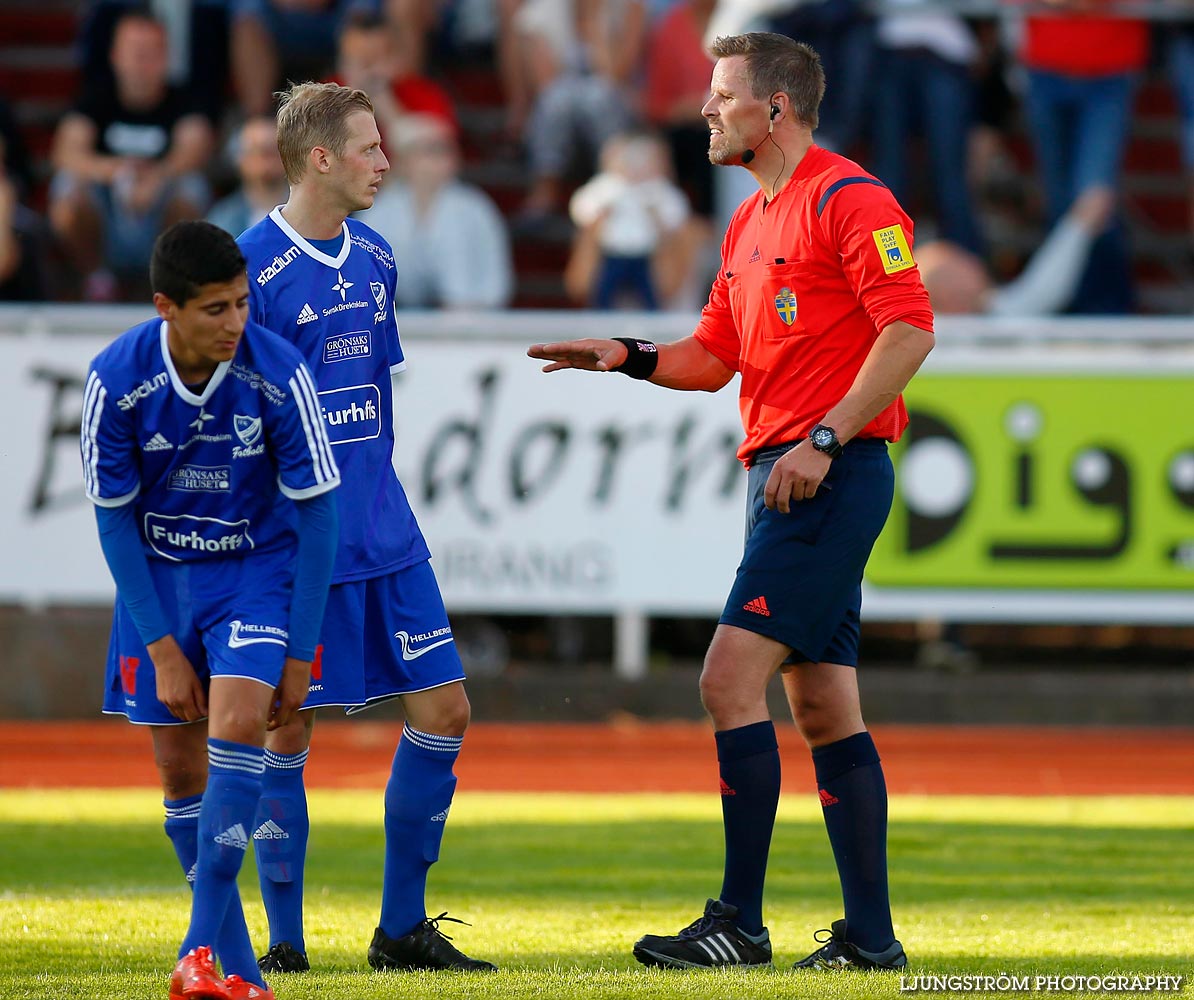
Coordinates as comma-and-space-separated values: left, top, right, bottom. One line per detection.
611, 337, 660, 380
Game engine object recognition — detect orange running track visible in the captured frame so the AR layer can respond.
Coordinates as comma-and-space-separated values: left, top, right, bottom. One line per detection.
1, 721, 1192, 794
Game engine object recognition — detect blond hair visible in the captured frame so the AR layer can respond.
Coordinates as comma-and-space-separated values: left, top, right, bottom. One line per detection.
709, 33, 824, 130
275, 81, 375, 184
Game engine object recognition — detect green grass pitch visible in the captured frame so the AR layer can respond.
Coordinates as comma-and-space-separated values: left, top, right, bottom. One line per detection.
1, 791, 1191, 999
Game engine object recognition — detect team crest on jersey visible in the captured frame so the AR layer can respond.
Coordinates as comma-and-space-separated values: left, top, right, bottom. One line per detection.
370, 281, 388, 322
872, 224, 916, 274
774, 286, 798, 325
234, 415, 263, 447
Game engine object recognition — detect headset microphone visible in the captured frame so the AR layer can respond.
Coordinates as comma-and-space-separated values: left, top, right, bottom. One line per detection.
741, 105, 780, 164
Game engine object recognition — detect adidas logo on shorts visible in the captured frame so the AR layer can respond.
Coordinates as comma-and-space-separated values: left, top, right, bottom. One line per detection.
743, 596, 771, 617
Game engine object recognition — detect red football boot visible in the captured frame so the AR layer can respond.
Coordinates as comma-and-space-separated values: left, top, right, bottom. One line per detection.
170, 947, 231, 1000
223, 975, 276, 1000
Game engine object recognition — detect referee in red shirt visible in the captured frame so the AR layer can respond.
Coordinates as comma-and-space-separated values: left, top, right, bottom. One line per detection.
530, 32, 934, 973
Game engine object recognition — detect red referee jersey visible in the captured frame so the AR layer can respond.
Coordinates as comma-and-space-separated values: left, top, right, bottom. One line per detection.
694, 145, 934, 463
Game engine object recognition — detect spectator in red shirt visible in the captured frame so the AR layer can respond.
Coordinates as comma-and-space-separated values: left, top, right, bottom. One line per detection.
643, 0, 717, 218
1019, 3, 1149, 313
333, 9, 459, 143
530, 32, 933, 974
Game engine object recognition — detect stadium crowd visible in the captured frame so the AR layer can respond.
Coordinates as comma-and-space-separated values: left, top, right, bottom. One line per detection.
2, 0, 1193, 315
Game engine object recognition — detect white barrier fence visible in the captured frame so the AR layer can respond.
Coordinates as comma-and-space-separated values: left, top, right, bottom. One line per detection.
2, 306, 1192, 676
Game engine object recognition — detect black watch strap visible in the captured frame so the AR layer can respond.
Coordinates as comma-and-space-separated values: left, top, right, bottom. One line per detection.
809, 423, 843, 459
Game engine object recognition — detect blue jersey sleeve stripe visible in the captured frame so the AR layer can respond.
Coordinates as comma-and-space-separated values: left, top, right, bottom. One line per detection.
296, 364, 338, 482
816, 176, 887, 217
279, 477, 340, 500
289, 366, 338, 484
80, 371, 106, 498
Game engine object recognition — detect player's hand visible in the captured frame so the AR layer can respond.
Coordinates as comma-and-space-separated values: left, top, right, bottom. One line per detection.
528, 339, 628, 373
764, 441, 832, 514
146, 635, 208, 722
268, 656, 312, 731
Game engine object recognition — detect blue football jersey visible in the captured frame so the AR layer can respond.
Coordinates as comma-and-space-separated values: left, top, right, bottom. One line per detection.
82, 317, 340, 563
237, 207, 430, 582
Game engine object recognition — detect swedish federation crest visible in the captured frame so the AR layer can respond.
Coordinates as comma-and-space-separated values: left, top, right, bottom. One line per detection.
774, 286, 798, 325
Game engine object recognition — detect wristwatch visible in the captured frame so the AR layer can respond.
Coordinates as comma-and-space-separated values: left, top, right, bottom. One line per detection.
809, 424, 843, 459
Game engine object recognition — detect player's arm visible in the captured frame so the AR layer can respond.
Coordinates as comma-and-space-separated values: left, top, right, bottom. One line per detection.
270, 490, 339, 731
266, 358, 342, 729
763, 318, 933, 514
527, 335, 734, 392
93, 504, 208, 722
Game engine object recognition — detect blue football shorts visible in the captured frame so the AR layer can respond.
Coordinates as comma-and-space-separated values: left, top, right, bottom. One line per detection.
102, 551, 294, 726
719, 437, 895, 666
309, 558, 465, 715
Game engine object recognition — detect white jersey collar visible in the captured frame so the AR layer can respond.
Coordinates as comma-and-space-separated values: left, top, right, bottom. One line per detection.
159, 320, 231, 405
269, 205, 352, 269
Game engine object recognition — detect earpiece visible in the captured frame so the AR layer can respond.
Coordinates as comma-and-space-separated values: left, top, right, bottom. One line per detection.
769, 105, 779, 133
770, 105, 780, 119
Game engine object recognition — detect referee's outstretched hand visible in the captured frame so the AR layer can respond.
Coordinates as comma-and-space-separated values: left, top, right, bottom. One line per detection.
528, 339, 629, 373
764, 440, 832, 513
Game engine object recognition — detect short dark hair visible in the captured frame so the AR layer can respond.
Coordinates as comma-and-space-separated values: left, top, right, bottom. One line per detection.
151, 221, 246, 306
709, 32, 825, 130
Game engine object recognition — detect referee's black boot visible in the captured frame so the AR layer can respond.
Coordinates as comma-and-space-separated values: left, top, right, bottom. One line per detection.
367, 914, 497, 972
632, 898, 773, 969
793, 919, 907, 971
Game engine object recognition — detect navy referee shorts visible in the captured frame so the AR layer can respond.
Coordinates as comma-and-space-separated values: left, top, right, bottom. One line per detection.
719, 437, 894, 666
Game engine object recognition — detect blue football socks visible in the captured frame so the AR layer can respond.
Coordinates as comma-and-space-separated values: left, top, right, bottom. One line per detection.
715, 721, 781, 935
164, 794, 257, 978
812, 731, 895, 953
179, 738, 266, 987
379, 725, 462, 940
254, 748, 310, 953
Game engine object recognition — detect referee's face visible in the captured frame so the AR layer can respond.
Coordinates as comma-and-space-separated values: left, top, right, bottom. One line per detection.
158, 273, 250, 377
703, 56, 765, 166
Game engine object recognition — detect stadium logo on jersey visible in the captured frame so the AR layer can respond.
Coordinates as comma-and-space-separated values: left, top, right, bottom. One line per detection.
872, 224, 916, 274
145, 513, 254, 561
774, 286, 798, 325
228, 619, 288, 649
370, 281, 387, 323
256, 246, 301, 286
143, 432, 173, 452
332, 271, 355, 300
323, 330, 371, 364
116, 372, 168, 411
318, 384, 382, 444
393, 627, 454, 661
351, 232, 395, 270
297, 302, 318, 325
168, 464, 232, 493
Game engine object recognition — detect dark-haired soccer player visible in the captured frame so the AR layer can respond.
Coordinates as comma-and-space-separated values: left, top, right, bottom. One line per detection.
236, 82, 493, 974
82, 220, 339, 1000
530, 32, 935, 972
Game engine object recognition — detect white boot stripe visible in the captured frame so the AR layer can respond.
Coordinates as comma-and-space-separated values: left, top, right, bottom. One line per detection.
717, 933, 741, 962
696, 939, 722, 963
